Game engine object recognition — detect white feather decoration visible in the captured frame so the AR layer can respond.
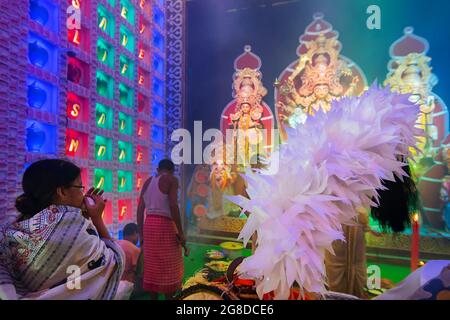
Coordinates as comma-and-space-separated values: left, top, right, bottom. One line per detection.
227, 84, 422, 300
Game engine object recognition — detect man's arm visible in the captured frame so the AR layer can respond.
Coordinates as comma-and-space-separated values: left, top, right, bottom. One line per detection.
168, 177, 184, 241
137, 178, 151, 242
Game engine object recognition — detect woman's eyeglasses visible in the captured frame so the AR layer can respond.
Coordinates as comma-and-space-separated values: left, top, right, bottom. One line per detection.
70, 185, 85, 191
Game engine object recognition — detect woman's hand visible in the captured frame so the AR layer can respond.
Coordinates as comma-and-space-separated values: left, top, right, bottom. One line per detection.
83, 188, 106, 222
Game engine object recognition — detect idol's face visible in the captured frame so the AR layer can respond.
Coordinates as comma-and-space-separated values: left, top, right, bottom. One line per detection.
241, 103, 251, 113
314, 84, 329, 99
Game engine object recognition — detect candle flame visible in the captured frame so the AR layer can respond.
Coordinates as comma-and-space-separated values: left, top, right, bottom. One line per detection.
413, 213, 419, 222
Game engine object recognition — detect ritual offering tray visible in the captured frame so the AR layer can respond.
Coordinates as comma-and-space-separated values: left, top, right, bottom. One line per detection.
220, 242, 244, 259
205, 249, 225, 261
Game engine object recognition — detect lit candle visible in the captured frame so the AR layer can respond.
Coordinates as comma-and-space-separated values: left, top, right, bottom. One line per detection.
411, 213, 420, 271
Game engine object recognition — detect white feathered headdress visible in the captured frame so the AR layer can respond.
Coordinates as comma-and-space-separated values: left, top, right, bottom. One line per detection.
228, 84, 422, 299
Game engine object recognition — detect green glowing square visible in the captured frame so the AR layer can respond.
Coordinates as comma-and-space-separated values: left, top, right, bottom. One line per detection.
119, 83, 134, 108
119, 54, 134, 80
98, 5, 115, 38
120, 24, 134, 52
95, 103, 113, 130
120, 0, 135, 25
118, 140, 132, 163
117, 170, 133, 192
97, 38, 114, 68
95, 135, 113, 161
96, 70, 114, 99
94, 168, 113, 192
118, 112, 133, 135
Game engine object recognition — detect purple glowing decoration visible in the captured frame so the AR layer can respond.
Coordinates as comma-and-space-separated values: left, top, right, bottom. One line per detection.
68, 63, 82, 84
28, 41, 49, 67
29, 0, 49, 26
27, 81, 47, 109
26, 122, 46, 152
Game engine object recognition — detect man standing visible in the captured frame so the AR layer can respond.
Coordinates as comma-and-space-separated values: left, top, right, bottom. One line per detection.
137, 159, 189, 300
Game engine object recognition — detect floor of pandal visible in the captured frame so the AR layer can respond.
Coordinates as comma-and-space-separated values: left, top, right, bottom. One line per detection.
131, 242, 413, 300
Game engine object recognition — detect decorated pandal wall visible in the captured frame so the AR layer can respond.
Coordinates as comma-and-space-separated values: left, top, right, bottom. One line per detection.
186, 13, 450, 261
0, 0, 185, 239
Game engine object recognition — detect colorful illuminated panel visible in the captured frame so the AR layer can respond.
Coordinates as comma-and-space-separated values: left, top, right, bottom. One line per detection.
28, 32, 58, 74
120, 25, 135, 52
95, 103, 113, 130
67, 92, 88, 122
119, 83, 134, 108
97, 37, 115, 69
96, 70, 114, 99
152, 124, 165, 144
27, 77, 58, 113
118, 140, 132, 163
25, 120, 56, 154
118, 199, 132, 222
102, 200, 113, 225
119, 54, 134, 80
95, 135, 113, 161
68, 57, 90, 88
118, 112, 133, 135
12, 0, 171, 240
29, 0, 59, 33
94, 168, 113, 192
136, 172, 149, 191
98, 5, 115, 39
120, 0, 135, 25
66, 129, 88, 158
152, 100, 164, 122
118, 170, 133, 192
136, 145, 148, 164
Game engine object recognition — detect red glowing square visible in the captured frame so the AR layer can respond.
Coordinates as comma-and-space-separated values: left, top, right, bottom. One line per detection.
102, 200, 113, 225
137, 93, 149, 114
136, 172, 149, 191
66, 92, 88, 122
66, 129, 88, 158
118, 199, 132, 222
136, 145, 148, 164
136, 120, 149, 138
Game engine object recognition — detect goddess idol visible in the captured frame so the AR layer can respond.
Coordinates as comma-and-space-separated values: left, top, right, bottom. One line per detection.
275, 13, 367, 140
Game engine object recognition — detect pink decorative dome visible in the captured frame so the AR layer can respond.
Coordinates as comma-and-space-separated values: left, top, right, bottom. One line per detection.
389, 27, 429, 58
297, 13, 341, 56
234, 45, 262, 70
